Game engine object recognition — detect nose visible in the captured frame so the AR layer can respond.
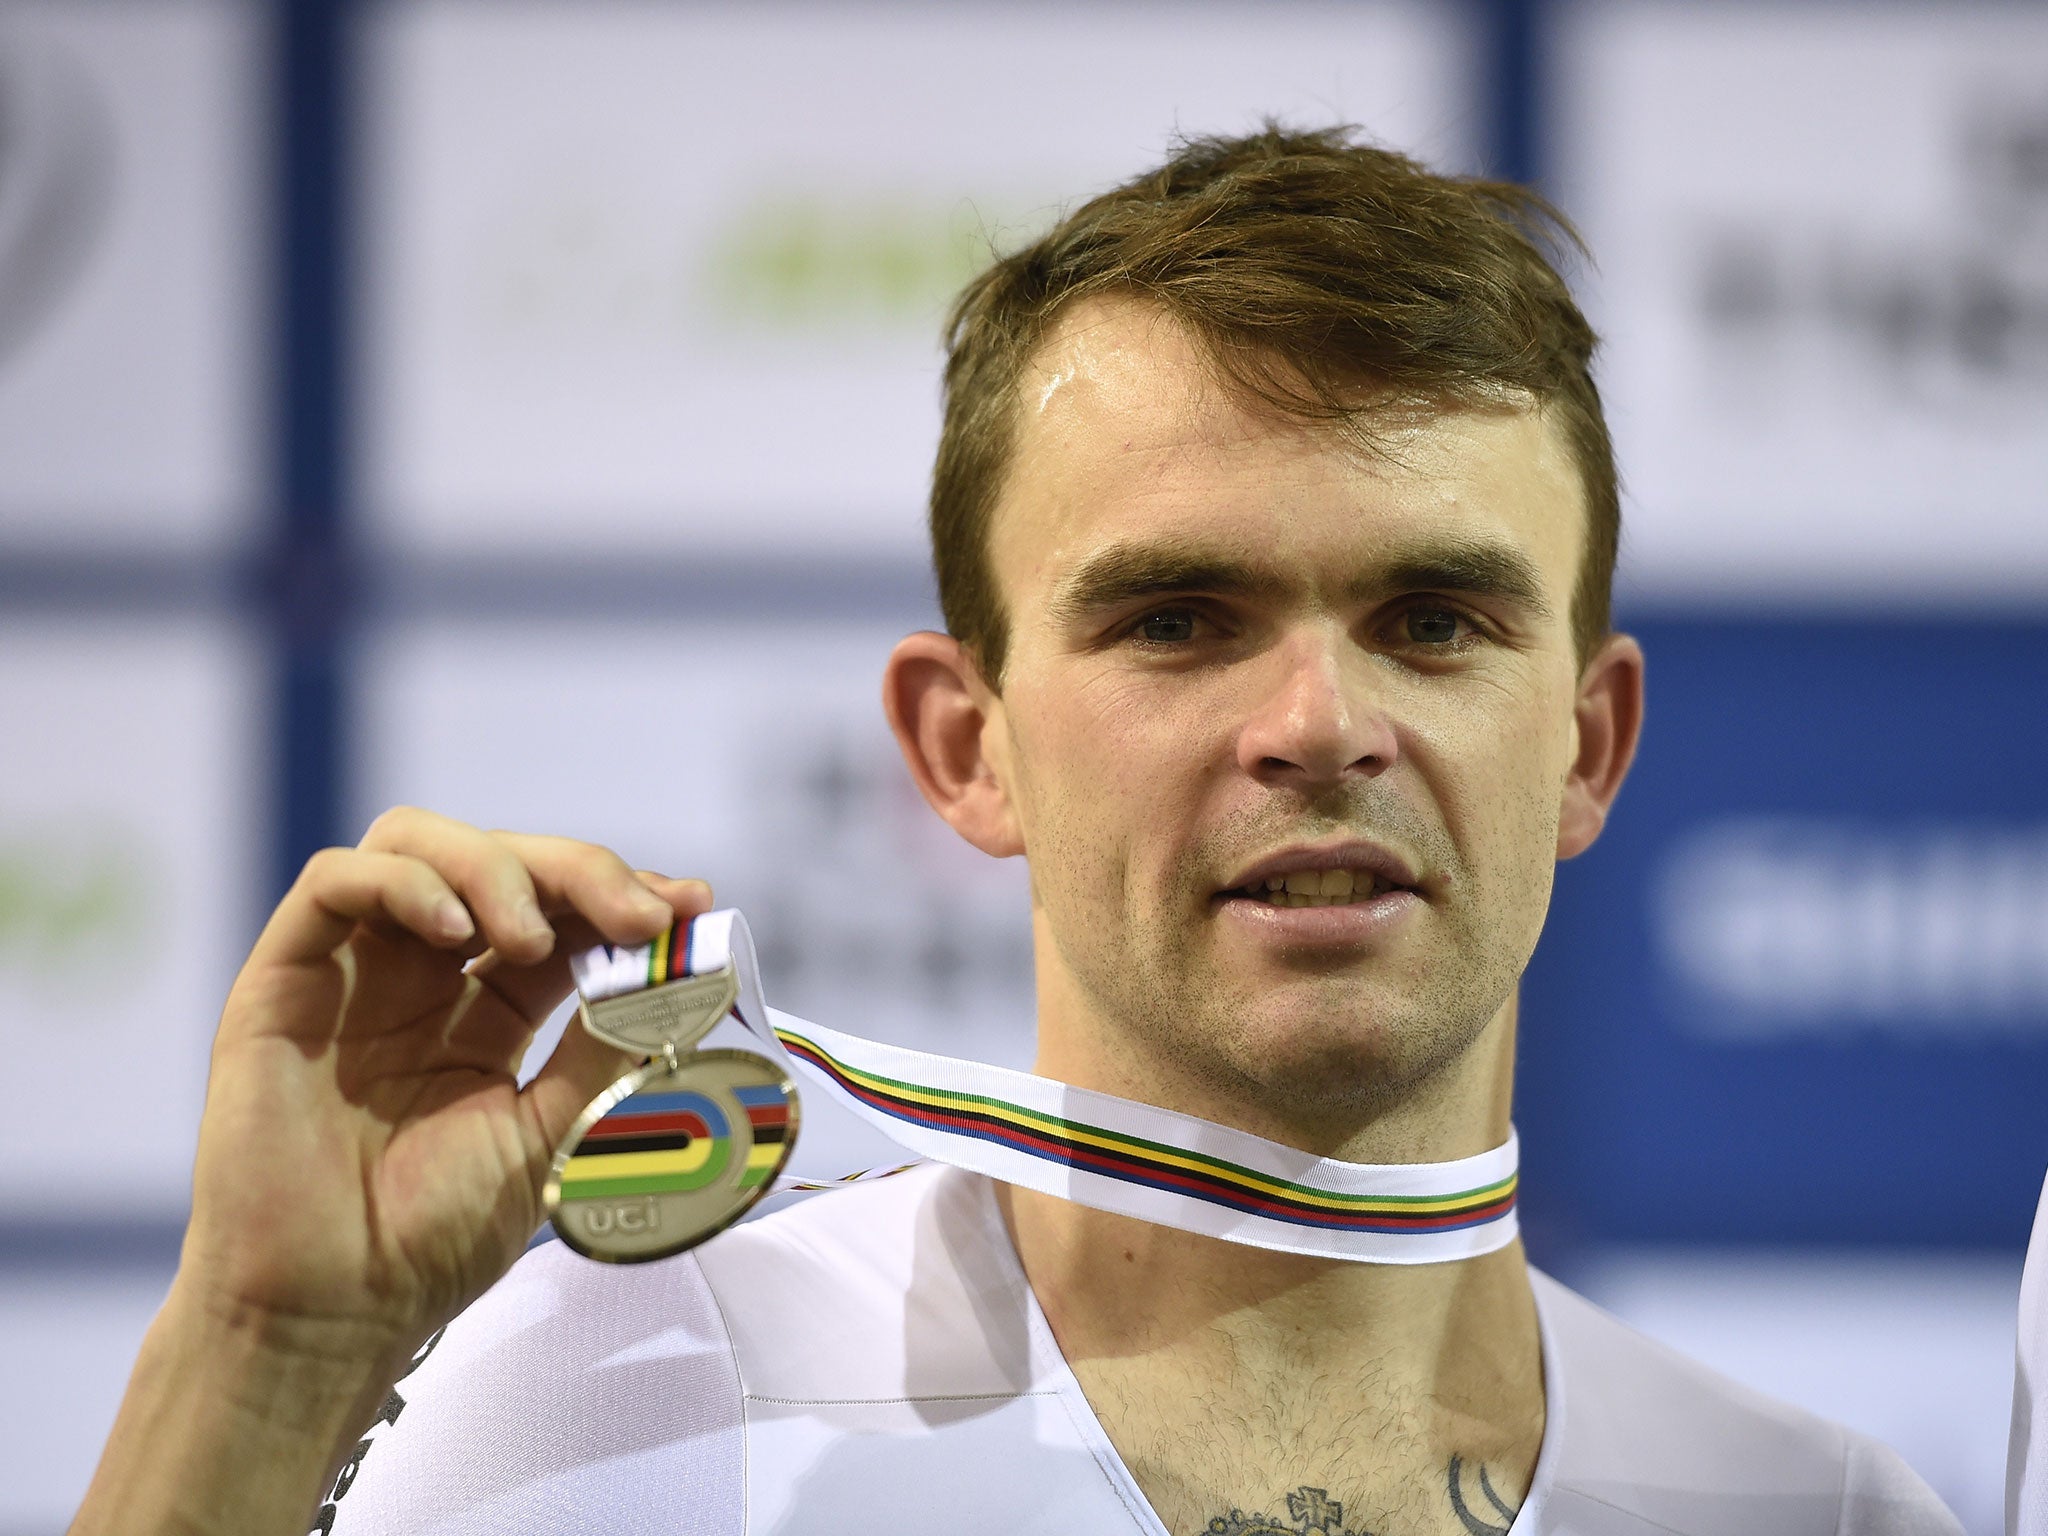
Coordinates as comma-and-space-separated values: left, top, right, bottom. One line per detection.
1234, 627, 1398, 787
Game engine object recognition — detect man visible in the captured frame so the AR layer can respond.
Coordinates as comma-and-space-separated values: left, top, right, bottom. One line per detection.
72, 127, 1961, 1535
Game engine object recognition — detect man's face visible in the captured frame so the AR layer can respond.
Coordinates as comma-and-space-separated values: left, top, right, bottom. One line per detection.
980, 300, 1594, 1118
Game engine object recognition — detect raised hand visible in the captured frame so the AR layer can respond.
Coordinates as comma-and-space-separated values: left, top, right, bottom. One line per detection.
70, 809, 706, 1536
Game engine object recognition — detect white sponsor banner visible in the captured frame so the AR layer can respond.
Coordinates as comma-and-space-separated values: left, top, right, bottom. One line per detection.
0, 0, 261, 550
1555, 1, 2048, 600
0, 618, 260, 1217
360, 0, 1475, 558
1583, 1251, 2012, 1533
358, 617, 1037, 1180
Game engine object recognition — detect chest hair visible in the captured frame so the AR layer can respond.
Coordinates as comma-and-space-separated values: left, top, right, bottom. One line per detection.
1074, 1349, 1539, 1536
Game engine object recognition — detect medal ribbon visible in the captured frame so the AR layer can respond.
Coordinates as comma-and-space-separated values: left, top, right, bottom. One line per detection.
575, 909, 1520, 1266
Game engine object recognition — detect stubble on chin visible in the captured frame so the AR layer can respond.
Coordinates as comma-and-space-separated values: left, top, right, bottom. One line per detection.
1040, 785, 1541, 1129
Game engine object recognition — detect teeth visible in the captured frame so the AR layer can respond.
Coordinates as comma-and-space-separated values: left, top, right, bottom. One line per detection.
1239, 869, 1396, 906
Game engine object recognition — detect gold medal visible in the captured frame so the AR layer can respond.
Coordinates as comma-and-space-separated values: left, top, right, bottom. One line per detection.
545, 1048, 799, 1262
577, 964, 737, 1057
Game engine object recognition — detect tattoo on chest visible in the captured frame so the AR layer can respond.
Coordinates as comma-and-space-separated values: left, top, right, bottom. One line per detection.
1445, 1455, 1518, 1535
1202, 1459, 1520, 1536
1206, 1486, 1363, 1535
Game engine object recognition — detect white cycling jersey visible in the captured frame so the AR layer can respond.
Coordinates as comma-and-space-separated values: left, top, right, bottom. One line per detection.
2010, 1169, 2048, 1536
332, 1163, 1960, 1536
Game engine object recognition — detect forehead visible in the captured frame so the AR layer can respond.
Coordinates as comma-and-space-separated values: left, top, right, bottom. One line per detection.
989, 299, 1586, 614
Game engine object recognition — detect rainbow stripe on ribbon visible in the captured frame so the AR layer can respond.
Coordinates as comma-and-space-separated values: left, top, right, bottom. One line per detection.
644, 924, 689, 989
734, 1084, 792, 1189
773, 1025, 1515, 1235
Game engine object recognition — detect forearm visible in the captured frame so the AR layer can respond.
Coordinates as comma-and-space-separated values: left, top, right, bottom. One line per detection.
69, 1281, 412, 1536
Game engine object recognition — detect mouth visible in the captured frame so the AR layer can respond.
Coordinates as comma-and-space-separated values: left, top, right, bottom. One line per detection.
1210, 847, 1427, 947
1204, 843, 1433, 913
1219, 868, 1413, 909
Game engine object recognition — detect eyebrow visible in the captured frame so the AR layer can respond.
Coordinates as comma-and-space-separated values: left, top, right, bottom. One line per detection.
1046, 543, 1289, 628
1045, 533, 1555, 627
1365, 538, 1554, 620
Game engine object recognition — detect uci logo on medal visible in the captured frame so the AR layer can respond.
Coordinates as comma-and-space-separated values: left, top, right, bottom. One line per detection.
579, 1196, 660, 1236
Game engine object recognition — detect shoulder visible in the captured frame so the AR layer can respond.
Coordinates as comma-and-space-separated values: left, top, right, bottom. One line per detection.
330, 1225, 746, 1533
1533, 1272, 1962, 1536
692, 1161, 1045, 1400
328, 1164, 1037, 1533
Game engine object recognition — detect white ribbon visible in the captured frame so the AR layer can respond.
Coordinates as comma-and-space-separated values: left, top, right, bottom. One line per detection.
575, 908, 1520, 1266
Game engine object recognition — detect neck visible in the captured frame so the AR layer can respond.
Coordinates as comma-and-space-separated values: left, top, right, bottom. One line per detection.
1012, 986, 1528, 1376
1031, 948, 1520, 1168
1009, 964, 1542, 1527
1001, 1181, 1537, 1404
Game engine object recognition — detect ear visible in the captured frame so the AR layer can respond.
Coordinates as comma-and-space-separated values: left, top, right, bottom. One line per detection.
882, 631, 1025, 859
1557, 632, 1645, 860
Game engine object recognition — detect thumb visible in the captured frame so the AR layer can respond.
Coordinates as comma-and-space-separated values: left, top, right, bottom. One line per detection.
522, 876, 712, 1146
522, 1015, 636, 1151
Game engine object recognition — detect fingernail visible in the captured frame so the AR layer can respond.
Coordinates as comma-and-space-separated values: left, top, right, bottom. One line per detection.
434, 897, 474, 939
631, 888, 673, 924
515, 898, 552, 941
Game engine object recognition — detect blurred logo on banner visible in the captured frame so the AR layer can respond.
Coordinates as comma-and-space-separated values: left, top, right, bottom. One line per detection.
0, 822, 151, 981
360, 0, 1473, 557
0, 0, 260, 552
0, 28, 115, 364
1659, 819, 2048, 1034
482, 187, 1033, 343
731, 726, 1033, 1020
0, 619, 258, 1222
703, 195, 1027, 331
1557, 3, 2048, 600
1695, 96, 2048, 416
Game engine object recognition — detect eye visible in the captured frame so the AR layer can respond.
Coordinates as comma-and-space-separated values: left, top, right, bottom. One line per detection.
1402, 607, 1467, 646
1133, 609, 1198, 644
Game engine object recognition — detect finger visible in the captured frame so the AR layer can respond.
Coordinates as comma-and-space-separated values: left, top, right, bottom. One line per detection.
469, 870, 716, 1025
489, 833, 684, 943
362, 810, 692, 959
249, 847, 477, 971
357, 808, 563, 966
636, 871, 714, 910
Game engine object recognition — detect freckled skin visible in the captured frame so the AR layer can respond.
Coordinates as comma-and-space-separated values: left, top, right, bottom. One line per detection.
981, 301, 1598, 1154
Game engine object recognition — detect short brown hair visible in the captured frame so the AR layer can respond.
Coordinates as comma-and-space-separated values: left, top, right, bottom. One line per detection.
930, 123, 1617, 684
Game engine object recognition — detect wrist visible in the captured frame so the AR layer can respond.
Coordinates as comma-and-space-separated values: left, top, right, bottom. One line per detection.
68, 1280, 425, 1536
160, 1274, 421, 1413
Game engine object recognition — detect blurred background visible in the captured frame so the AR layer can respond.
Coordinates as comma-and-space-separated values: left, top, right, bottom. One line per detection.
1, 0, 2044, 1529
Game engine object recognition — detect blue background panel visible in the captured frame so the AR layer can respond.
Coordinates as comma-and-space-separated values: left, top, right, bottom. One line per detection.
1521, 615, 2048, 1249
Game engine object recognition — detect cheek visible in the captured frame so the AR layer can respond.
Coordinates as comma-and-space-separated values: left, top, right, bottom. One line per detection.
1025, 668, 1213, 796
1402, 677, 1575, 887
1005, 669, 1224, 885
